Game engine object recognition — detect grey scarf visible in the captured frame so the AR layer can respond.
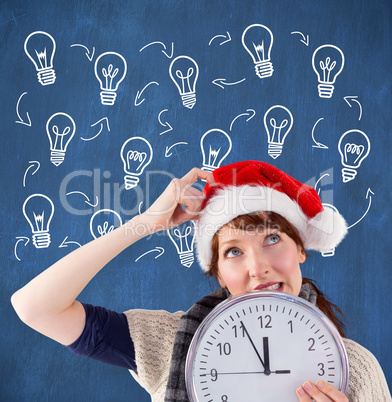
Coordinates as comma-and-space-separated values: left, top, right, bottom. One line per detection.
164, 283, 317, 402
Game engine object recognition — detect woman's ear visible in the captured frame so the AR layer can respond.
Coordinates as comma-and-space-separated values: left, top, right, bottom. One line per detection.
298, 248, 307, 264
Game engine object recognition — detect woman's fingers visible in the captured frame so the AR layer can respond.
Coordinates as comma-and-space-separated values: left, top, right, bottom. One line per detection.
182, 186, 205, 214
172, 187, 205, 225
296, 385, 313, 401
296, 381, 348, 402
180, 167, 216, 187
171, 168, 213, 219
144, 167, 216, 231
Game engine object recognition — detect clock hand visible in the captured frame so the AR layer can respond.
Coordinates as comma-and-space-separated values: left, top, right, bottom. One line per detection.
215, 370, 291, 376
239, 321, 268, 373
263, 337, 271, 375
262, 337, 290, 375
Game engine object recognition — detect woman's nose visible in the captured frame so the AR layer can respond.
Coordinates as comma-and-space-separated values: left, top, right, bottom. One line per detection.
248, 250, 270, 278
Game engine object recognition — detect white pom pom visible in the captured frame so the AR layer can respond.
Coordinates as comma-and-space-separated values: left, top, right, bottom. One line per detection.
305, 207, 348, 251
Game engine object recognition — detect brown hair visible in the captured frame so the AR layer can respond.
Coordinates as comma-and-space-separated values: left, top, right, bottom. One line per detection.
205, 212, 346, 337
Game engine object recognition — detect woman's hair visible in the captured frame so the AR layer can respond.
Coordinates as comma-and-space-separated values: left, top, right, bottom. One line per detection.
205, 212, 346, 337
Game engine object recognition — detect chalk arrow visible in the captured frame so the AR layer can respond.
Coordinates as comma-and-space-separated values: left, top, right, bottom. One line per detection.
135, 246, 165, 262
344, 96, 362, 121
14, 237, 30, 261
59, 236, 82, 249
311, 118, 328, 149
139, 41, 174, 58
347, 189, 374, 229
230, 109, 256, 131
290, 31, 309, 46
23, 161, 40, 187
70, 44, 95, 61
165, 142, 188, 157
15, 92, 31, 126
314, 173, 331, 195
66, 191, 99, 207
158, 109, 173, 135
135, 81, 159, 106
81, 117, 111, 141
209, 31, 231, 46
212, 77, 246, 89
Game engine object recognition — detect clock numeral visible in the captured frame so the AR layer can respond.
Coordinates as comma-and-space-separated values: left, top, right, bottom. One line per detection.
258, 314, 272, 329
318, 363, 325, 376
217, 342, 231, 356
210, 368, 218, 381
232, 324, 246, 338
221, 395, 228, 401
288, 320, 293, 333
308, 338, 316, 351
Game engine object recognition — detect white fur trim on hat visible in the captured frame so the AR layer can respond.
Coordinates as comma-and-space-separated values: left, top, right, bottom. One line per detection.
195, 185, 347, 272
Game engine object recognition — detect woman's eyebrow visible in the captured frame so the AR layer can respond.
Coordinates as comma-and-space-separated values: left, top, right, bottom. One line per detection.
219, 239, 241, 249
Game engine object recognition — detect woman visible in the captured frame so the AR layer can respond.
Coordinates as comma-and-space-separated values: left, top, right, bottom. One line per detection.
11, 161, 391, 401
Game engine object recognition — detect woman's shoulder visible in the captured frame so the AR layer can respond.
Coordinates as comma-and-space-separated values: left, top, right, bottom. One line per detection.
343, 338, 391, 401
343, 337, 384, 367
343, 337, 374, 356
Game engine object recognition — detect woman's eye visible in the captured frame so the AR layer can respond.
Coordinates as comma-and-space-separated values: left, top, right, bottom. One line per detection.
265, 233, 280, 245
225, 248, 242, 258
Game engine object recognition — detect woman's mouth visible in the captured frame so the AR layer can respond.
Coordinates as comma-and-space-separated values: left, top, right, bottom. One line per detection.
254, 282, 283, 291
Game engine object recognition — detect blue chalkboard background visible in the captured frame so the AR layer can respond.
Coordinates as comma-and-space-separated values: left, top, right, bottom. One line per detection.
1, 0, 391, 400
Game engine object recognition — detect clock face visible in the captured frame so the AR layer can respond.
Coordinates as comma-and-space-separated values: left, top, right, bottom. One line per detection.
186, 291, 348, 402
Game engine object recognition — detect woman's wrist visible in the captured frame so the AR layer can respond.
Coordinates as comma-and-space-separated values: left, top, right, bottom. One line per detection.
123, 213, 166, 240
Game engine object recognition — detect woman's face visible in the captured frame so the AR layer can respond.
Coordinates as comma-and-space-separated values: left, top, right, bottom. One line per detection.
216, 224, 306, 297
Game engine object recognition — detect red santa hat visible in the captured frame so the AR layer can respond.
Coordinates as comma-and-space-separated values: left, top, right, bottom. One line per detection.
195, 160, 347, 272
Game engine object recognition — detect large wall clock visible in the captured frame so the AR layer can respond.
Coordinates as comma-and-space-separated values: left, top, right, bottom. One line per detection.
186, 291, 349, 402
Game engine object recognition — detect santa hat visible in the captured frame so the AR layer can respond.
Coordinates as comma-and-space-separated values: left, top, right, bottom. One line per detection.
195, 160, 347, 272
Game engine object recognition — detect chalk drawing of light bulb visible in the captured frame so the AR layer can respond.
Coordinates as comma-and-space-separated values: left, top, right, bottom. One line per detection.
241, 24, 274, 79
94, 52, 127, 105
338, 129, 370, 183
263, 105, 293, 159
200, 129, 232, 173
24, 31, 56, 86
46, 112, 76, 166
320, 203, 341, 258
169, 55, 199, 109
167, 221, 196, 268
90, 209, 122, 239
312, 44, 345, 98
22, 193, 54, 249
120, 136, 153, 190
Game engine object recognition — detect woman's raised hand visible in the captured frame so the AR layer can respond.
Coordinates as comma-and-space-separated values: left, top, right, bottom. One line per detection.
296, 381, 348, 402
142, 167, 216, 233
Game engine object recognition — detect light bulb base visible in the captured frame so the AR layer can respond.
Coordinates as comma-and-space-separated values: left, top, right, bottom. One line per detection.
37, 69, 56, 86
124, 175, 140, 190
179, 251, 194, 268
268, 143, 283, 159
32, 231, 51, 249
321, 248, 336, 258
201, 165, 216, 173
100, 91, 117, 105
341, 167, 357, 183
255, 61, 274, 79
317, 84, 334, 98
181, 92, 196, 109
50, 151, 65, 166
